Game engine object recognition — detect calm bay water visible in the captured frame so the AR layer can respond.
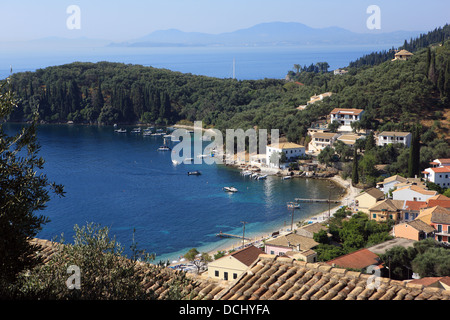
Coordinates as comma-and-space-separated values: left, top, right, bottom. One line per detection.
5, 123, 343, 262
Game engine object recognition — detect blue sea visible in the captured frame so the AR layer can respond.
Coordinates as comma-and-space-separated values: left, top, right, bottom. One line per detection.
4, 124, 344, 262
1, 44, 381, 261
0, 44, 396, 80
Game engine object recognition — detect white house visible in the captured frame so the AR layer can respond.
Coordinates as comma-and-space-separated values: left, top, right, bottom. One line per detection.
423, 167, 450, 188
334, 68, 348, 75
423, 159, 450, 188
308, 132, 339, 154
376, 175, 407, 194
307, 92, 333, 105
377, 131, 412, 148
335, 133, 365, 148
266, 142, 305, 168
429, 159, 450, 168
392, 185, 438, 202
329, 108, 364, 132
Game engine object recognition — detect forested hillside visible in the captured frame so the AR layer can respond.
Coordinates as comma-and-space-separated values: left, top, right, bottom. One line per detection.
6, 26, 450, 148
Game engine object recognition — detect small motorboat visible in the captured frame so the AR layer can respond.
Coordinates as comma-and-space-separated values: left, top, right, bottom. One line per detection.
184, 158, 194, 163
157, 146, 171, 151
287, 202, 300, 209
282, 176, 292, 180
257, 174, 268, 180
131, 127, 141, 133
114, 128, 127, 133
223, 186, 238, 193
187, 171, 201, 176
172, 160, 180, 165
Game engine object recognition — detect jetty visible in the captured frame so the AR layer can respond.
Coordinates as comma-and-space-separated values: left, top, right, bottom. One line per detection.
294, 198, 341, 204
216, 231, 250, 240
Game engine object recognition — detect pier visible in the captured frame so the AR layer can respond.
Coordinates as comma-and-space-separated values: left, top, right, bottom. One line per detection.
216, 231, 250, 240
294, 198, 341, 204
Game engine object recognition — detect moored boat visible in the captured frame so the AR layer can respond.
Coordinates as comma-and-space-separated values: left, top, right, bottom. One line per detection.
223, 186, 238, 193
157, 145, 171, 151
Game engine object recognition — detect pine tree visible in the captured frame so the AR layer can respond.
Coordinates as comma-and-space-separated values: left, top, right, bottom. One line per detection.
0, 79, 64, 296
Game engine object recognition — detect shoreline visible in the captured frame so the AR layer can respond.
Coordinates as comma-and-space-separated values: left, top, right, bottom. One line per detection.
203, 174, 353, 258
164, 173, 356, 266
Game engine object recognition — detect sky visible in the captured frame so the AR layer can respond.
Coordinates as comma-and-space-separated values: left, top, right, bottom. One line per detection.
0, 0, 449, 42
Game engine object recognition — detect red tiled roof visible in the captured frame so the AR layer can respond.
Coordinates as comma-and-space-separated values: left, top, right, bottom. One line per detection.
408, 277, 443, 287
230, 245, 264, 267
429, 167, 450, 173
326, 248, 379, 270
404, 200, 427, 211
427, 200, 450, 209
330, 108, 364, 115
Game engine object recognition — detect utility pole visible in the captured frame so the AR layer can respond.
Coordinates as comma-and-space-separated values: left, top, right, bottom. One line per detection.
241, 221, 247, 247
291, 205, 295, 232
328, 182, 335, 218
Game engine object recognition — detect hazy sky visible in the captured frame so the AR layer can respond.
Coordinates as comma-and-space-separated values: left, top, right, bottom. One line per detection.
1, 0, 449, 41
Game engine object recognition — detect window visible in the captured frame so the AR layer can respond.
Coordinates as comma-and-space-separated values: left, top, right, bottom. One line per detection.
215, 270, 219, 277
372, 214, 377, 219
233, 273, 238, 280
437, 225, 442, 233
224, 272, 228, 281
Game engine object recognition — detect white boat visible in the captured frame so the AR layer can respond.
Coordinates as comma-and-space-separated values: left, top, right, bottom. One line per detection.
257, 174, 268, 180
282, 176, 292, 180
187, 171, 201, 176
223, 186, 238, 193
157, 146, 172, 151
114, 128, 127, 133
172, 160, 180, 165
241, 171, 252, 177
287, 202, 300, 209
131, 128, 141, 133
143, 131, 152, 136
184, 158, 194, 163
197, 154, 208, 158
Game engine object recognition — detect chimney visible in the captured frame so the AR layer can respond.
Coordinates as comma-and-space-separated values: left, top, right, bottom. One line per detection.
296, 244, 301, 251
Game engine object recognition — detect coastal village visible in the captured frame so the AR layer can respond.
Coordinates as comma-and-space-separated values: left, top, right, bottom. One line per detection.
151, 48, 450, 300
4, 28, 450, 303
28, 48, 450, 301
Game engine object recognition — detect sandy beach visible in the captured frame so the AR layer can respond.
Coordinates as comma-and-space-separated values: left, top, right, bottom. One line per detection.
203, 174, 361, 259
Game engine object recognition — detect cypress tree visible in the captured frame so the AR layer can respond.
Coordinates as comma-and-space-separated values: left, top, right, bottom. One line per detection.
93, 81, 104, 113
408, 126, 421, 178
444, 60, 450, 98
428, 52, 437, 85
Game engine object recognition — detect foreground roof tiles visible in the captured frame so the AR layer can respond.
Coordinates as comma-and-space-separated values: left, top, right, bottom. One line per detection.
31, 239, 450, 301
216, 255, 450, 301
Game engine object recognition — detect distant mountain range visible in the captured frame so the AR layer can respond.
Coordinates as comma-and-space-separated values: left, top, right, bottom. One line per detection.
108, 22, 423, 47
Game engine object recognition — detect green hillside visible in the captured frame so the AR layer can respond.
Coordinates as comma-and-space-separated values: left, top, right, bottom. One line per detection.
6, 26, 450, 147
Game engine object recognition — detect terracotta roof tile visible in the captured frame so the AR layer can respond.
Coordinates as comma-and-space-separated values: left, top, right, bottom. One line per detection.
326, 248, 380, 270
217, 255, 450, 300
